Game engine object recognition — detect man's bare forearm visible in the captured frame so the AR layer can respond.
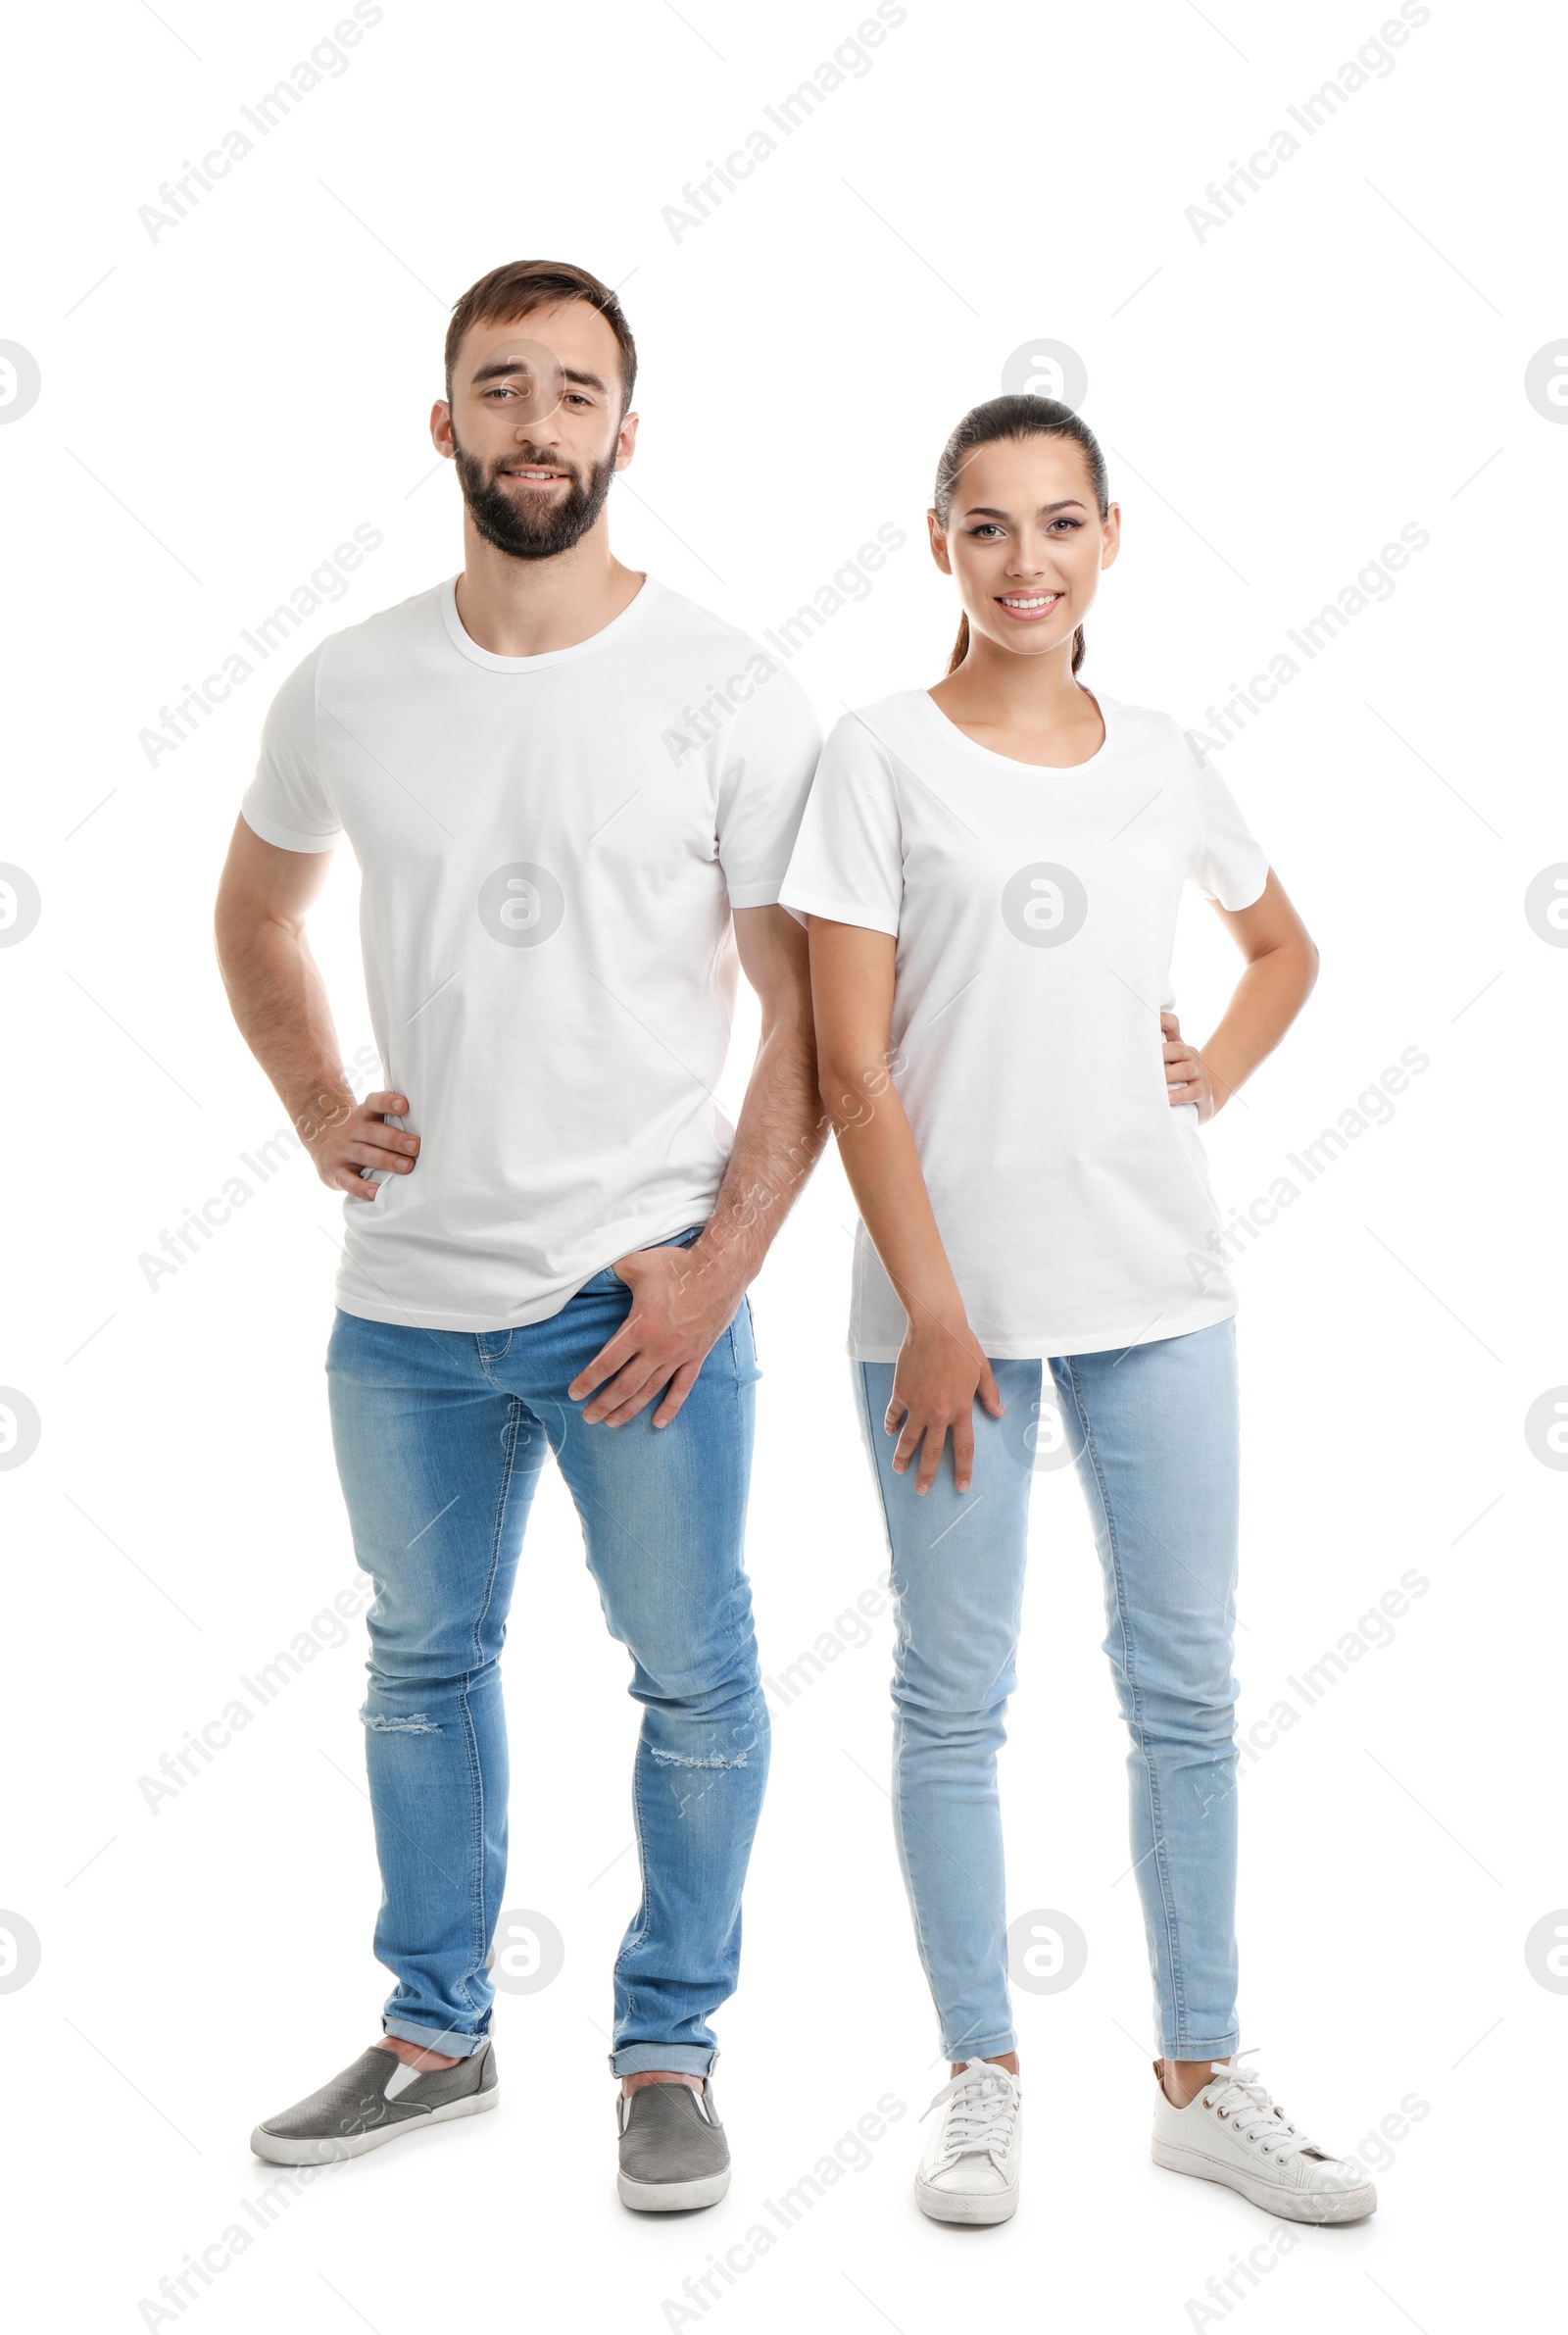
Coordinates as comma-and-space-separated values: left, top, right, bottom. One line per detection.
216, 916, 356, 1142
683, 1013, 828, 1298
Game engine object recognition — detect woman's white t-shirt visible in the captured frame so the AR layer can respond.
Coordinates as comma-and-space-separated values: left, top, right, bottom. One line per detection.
779, 686, 1269, 1361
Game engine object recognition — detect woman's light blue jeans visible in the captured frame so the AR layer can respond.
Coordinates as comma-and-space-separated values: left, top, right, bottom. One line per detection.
324, 1231, 766, 2076
854, 1320, 1241, 2062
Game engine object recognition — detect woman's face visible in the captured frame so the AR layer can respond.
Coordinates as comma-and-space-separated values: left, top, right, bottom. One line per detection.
928, 433, 1119, 665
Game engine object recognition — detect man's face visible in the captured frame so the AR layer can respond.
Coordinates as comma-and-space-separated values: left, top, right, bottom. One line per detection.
433, 299, 636, 560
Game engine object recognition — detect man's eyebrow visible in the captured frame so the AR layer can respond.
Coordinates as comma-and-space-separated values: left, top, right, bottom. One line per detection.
963, 499, 1089, 519
469, 357, 610, 394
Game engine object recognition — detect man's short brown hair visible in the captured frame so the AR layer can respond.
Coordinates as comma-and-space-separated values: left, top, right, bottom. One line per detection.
444, 260, 637, 414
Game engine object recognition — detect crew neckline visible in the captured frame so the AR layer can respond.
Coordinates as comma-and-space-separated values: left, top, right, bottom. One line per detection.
917, 682, 1115, 774
440, 571, 658, 671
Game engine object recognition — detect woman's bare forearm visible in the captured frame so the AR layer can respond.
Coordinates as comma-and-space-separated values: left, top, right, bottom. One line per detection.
819, 1051, 968, 1336
808, 918, 969, 1335
1202, 932, 1319, 1114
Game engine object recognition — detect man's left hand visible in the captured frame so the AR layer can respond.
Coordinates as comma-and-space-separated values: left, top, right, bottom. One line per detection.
567, 1242, 743, 1428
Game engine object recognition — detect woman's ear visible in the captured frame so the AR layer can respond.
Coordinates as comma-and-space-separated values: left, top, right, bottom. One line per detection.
927, 509, 953, 574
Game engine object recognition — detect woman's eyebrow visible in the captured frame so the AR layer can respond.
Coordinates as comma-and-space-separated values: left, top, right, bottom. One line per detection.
963, 499, 1089, 519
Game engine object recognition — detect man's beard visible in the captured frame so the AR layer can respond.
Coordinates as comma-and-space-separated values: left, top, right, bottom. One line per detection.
451, 434, 616, 561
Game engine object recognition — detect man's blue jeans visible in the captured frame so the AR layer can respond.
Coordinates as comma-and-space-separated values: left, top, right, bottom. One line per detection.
854, 1320, 1242, 2063
324, 1233, 766, 2075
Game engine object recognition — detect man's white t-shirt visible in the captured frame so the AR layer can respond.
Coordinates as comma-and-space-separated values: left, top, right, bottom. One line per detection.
779, 687, 1269, 1361
240, 574, 821, 1331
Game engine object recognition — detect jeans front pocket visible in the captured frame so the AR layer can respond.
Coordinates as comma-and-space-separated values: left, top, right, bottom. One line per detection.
579, 1266, 629, 1295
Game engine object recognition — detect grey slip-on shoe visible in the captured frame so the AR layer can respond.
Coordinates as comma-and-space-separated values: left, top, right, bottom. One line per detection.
616, 2077, 731, 2211
251, 2038, 498, 2165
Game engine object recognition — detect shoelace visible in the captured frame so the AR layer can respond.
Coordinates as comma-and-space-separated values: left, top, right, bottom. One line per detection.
921, 2061, 1021, 2165
1196, 2050, 1330, 2164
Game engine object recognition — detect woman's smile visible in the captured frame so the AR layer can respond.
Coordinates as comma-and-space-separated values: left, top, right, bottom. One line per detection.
995, 589, 1064, 621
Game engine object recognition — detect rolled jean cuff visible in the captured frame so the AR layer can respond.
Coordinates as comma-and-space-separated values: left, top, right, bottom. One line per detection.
382, 2013, 490, 2059
944, 2031, 1016, 2063
1159, 2031, 1242, 2062
610, 2044, 716, 2078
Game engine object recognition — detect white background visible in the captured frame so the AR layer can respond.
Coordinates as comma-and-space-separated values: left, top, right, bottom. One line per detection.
3, 1, 1564, 2328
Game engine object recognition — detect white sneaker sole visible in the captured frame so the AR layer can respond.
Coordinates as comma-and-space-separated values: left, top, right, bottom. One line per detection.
617, 2164, 731, 2212
250, 2086, 497, 2165
1152, 2137, 1377, 2223
914, 2171, 1019, 2225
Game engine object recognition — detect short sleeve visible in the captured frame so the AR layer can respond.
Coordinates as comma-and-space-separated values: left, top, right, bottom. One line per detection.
239, 645, 342, 853
778, 713, 904, 936
1187, 735, 1268, 910
713, 659, 823, 909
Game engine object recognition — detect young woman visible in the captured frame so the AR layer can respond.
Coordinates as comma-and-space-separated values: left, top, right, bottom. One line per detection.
779, 395, 1373, 2228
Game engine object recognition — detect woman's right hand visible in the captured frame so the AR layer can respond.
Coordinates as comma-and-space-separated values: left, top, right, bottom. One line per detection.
885, 1313, 1005, 1496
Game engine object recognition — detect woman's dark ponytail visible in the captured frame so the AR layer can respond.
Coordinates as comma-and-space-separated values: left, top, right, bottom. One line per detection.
935, 395, 1107, 677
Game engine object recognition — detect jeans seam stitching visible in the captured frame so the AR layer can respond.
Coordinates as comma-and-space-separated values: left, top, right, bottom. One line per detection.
1064, 1352, 1189, 2049
459, 1392, 523, 2014
609, 1315, 757, 2064
854, 1362, 956, 2051
606, 1612, 656, 2065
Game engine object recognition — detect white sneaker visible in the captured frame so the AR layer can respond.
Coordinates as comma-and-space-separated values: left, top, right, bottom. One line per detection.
914, 2061, 1023, 2224
1151, 2050, 1376, 2223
